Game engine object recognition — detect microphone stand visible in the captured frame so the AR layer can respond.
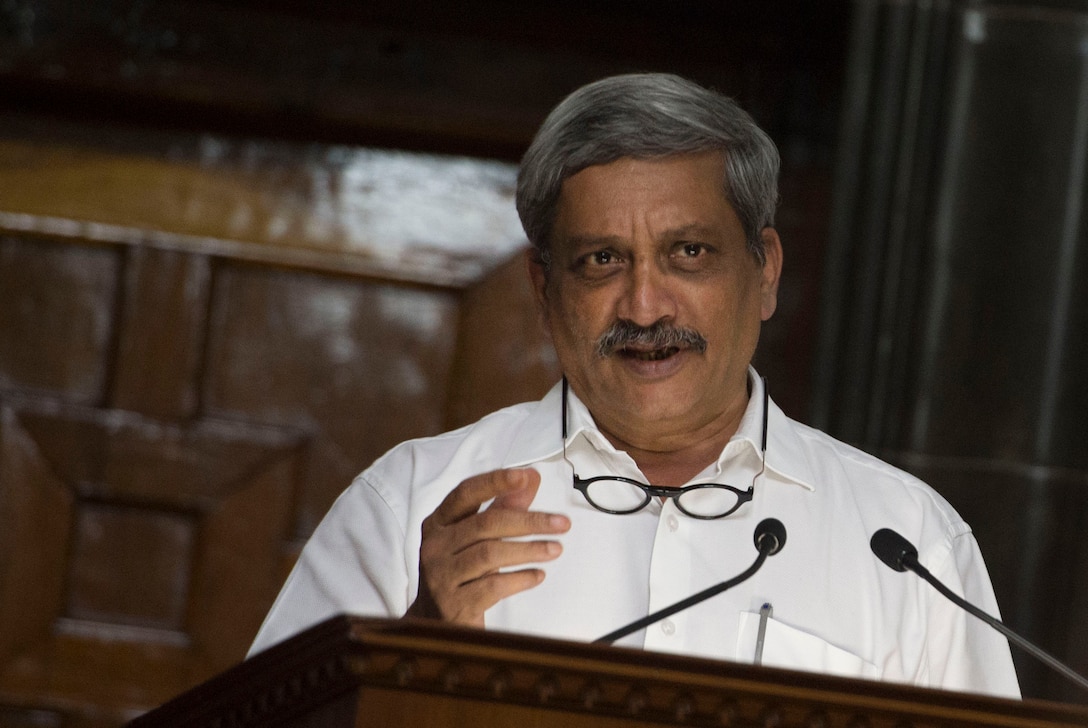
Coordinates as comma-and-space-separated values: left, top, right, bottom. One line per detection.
595, 542, 772, 645
873, 527, 1088, 694
903, 552, 1088, 693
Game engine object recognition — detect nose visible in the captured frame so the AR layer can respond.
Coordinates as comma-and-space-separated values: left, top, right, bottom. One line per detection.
615, 259, 677, 326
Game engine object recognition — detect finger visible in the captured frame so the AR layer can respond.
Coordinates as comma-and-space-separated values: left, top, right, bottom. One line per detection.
442, 568, 549, 626
444, 506, 570, 551
431, 468, 539, 526
450, 537, 563, 586
416, 539, 560, 624
419, 513, 564, 590
488, 468, 541, 512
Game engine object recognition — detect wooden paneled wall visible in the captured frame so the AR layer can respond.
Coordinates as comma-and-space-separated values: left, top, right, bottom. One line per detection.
0, 2, 847, 724
0, 119, 557, 726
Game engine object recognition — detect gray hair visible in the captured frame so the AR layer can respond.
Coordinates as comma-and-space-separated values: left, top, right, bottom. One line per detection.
516, 73, 780, 267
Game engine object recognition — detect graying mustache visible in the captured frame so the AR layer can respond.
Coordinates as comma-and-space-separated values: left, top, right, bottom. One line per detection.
594, 321, 708, 358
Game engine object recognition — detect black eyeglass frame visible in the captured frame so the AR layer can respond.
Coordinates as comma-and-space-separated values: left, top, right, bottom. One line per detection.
561, 376, 769, 520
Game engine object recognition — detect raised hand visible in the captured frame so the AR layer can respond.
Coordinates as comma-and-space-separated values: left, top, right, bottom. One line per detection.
405, 468, 571, 626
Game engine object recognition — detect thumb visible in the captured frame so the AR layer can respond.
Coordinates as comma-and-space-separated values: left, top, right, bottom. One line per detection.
487, 468, 542, 512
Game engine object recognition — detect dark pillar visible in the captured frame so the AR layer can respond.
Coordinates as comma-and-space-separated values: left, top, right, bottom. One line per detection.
815, 0, 1088, 703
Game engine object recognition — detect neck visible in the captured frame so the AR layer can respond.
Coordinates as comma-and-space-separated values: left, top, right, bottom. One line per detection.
562, 375, 759, 487
596, 401, 748, 487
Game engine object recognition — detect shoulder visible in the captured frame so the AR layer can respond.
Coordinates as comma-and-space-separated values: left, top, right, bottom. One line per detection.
346, 397, 548, 519
371, 398, 543, 476
777, 413, 968, 538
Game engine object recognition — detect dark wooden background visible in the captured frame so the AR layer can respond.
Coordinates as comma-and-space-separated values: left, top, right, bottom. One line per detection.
0, 1, 1085, 725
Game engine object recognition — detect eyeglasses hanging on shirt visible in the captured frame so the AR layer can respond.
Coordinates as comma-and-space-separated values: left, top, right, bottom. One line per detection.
560, 376, 768, 520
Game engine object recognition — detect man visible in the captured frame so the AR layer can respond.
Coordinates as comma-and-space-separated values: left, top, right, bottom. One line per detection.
249, 73, 1020, 698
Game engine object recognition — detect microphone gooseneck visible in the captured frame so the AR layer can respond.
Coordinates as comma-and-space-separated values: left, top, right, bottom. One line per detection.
595, 518, 787, 645
870, 527, 1088, 694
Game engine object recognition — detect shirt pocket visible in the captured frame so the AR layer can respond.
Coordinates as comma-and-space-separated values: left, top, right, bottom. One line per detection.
737, 611, 881, 680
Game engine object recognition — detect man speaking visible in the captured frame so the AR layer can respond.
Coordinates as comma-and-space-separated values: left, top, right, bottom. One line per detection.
248, 73, 1019, 699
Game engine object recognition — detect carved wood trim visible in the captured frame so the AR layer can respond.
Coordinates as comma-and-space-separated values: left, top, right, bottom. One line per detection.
131, 616, 1088, 728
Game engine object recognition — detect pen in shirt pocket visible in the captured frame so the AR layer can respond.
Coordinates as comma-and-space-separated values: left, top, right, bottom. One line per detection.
754, 602, 772, 665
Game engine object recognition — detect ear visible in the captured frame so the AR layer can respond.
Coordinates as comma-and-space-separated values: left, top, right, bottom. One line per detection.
525, 248, 554, 339
758, 227, 783, 321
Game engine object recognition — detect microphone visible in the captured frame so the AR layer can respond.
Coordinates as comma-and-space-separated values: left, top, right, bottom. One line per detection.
870, 528, 1088, 693
755, 517, 787, 555
870, 527, 918, 572
595, 518, 786, 645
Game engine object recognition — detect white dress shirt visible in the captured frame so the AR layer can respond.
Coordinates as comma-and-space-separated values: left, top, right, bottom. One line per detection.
249, 371, 1020, 699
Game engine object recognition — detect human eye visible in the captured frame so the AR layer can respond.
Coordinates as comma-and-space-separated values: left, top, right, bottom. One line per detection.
571, 248, 623, 278
670, 241, 717, 269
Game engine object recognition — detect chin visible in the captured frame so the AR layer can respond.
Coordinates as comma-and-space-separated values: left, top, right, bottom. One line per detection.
622, 385, 700, 420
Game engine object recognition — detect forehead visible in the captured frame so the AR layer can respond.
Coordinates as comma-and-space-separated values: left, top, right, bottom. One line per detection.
553, 152, 738, 240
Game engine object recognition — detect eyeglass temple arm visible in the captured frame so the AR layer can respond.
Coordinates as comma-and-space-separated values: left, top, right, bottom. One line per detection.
561, 376, 569, 440
760, 376, 768, 452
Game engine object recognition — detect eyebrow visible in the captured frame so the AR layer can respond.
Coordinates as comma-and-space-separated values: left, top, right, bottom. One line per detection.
561, 223, 722, 250
661, 223, 721, 240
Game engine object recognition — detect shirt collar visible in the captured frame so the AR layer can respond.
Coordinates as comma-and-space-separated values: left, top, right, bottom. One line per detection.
500, 382, 566, 468
751, 370, 816, 492
501, 367, 816, 492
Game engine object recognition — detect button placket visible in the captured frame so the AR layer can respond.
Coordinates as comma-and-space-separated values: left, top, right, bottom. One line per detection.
645, 500, 691, 650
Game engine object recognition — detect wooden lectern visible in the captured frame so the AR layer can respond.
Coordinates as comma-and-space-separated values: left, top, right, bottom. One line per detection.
130, 616, 1088, 727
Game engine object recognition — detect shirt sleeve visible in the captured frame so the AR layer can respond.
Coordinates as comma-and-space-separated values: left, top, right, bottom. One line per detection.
246, 472, 410, 657
919, 528, 1021, 698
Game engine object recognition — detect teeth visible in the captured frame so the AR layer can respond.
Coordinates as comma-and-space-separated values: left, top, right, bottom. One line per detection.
624, 347, 678, 361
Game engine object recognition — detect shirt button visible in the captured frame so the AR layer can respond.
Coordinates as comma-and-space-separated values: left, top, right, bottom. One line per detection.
660, 619, 676, 636
666, 514, 680, 532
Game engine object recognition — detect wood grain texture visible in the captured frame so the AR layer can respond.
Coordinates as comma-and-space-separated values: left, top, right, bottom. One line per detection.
0, 128, 525, 288
0, 2, 853, 723
132, 616, 1088, 728
0, 400, 301, 718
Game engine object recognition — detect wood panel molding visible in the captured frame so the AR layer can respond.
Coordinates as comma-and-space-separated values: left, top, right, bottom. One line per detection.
0, 397, 302, 717
0, 122, 526, 288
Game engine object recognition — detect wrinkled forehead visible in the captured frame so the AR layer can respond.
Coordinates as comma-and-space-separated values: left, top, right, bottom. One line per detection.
552, 153, 735, 235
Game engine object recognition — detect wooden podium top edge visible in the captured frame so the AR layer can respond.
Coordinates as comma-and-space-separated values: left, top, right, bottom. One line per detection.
130, 615, 1088, 728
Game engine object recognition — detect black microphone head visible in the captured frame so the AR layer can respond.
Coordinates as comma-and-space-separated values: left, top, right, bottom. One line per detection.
870, 528, 918, 572
754, 518, 787, 555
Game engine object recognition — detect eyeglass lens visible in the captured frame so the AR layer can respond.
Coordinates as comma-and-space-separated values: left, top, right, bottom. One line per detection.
562, 376, 767, 519
582, 480, 744, 517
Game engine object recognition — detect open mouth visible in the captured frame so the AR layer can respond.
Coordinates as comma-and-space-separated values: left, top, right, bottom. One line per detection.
619, 346, 681, 361
595, 321, 708, 359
